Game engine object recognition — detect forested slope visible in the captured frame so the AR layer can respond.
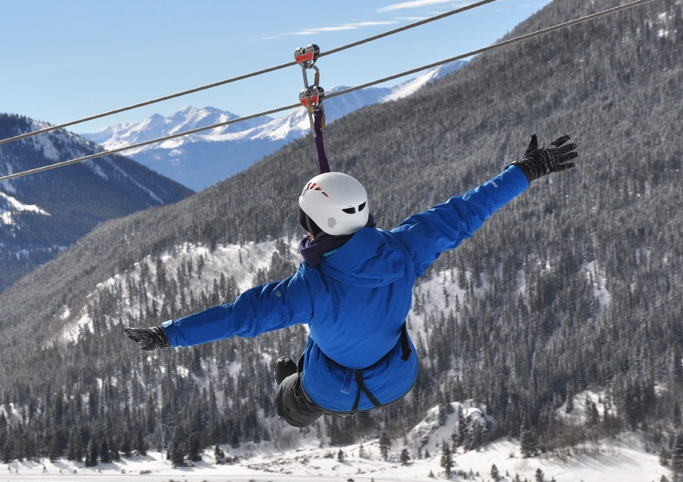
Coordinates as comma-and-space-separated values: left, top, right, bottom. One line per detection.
0, 0, 680, 463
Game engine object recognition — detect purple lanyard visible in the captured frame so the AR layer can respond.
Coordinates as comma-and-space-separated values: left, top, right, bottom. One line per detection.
313, 109, 330, 174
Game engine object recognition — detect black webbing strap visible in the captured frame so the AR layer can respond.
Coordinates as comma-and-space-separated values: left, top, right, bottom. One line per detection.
349, 323, 412, 411
400, 323, 412, 361
352, 369, 381, 411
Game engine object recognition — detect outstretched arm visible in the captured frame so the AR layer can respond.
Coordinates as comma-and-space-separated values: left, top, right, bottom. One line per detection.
125, 269, 313, 350
394, 134, 578, 276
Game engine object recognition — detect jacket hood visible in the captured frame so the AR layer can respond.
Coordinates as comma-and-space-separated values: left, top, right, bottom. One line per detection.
318, 227, 406, 288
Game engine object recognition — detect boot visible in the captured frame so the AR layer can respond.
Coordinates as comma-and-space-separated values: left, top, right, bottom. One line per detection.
275, 356, 297, 385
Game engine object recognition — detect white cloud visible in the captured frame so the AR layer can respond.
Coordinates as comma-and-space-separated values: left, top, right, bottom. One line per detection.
378, 0, 468, 13
269, 21, 397, 38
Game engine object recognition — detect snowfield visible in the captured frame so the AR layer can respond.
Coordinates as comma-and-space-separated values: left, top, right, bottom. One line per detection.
0, 401, 669, 482
0, 436, 667, 482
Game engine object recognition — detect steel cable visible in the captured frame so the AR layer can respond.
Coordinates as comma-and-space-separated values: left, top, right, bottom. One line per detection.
0, 0, 501, 148
0, 0, 657, 183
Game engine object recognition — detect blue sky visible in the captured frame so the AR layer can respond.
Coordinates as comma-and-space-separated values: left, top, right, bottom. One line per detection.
0, 0, 551, 134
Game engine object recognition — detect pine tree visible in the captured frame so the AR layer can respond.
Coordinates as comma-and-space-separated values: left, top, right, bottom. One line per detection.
120, 431, 132, 457
671, 432, 683, 481
468, 421, 484, 452
214, 445, 225, 465
100, 438, 112, 464
167, 427, 186, 467
438, 404, 447, 426
400, 448, 411, 465
520, 423, 539, 458
379, 432, 392, 461
3, 440, 12, 464
48, 429, 62, 463
440, 443, 454, 479
452, 405, 466, 449
585, 399, 600, 426
85, 437, 98, 467
565, 382, 575, 414
133, 427, 147, 456
66, 428, 82, 462
491, 463, 501, 481
188, 433, 202, 462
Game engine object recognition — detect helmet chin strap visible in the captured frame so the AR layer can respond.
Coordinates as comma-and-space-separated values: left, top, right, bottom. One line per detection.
299, 207, 324, 238
305, 216, 318, 238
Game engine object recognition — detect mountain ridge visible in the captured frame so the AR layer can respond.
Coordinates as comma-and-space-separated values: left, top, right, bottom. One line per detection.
82, 61, 467, 190
0, 113, 193, 293
0, 0, 681, 473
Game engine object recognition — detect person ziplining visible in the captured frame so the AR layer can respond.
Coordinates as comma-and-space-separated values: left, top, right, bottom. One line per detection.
125, 44, 579, 428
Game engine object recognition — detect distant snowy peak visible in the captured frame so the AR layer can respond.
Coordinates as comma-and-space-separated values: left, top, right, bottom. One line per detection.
86, 61, 467, 150
382, 60, 466, 102
86, 106, 269, 151
81, 60, 467, 190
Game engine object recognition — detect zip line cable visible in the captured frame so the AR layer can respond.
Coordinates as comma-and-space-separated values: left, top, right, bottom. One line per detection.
318, 0, 499, 58
0, 62, 297, 147
323, 0, 657, 100
0, 0, 501, 148
0, 102, 300, 182
0, 0, 656, 183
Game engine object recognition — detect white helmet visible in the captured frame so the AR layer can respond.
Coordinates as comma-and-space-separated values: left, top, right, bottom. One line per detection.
299, 172, 369, 236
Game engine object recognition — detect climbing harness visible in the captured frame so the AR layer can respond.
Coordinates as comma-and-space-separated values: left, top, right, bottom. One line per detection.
326, 324, 413, 412
294, 44, 325, 138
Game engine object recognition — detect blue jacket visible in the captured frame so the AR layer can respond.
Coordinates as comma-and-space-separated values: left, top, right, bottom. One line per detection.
162, 165, 529, 412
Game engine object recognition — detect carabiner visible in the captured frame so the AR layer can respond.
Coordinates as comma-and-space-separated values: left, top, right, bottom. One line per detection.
294, 44, 323, 137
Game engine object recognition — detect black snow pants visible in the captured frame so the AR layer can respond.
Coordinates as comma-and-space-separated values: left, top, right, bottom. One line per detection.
274, 356, 336, 428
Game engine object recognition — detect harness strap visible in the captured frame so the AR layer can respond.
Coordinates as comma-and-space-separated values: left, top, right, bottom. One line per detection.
352, 369, 381, 411
400, 323, 412, 361
347, 323, 413, 412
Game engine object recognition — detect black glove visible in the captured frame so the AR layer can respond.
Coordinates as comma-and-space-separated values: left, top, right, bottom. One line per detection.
124, 326, 171, 351
513, 134, 578, 182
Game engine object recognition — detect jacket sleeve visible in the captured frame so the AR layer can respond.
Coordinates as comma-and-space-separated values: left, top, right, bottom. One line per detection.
161, 266, 313, 348
392, 165, 529, 277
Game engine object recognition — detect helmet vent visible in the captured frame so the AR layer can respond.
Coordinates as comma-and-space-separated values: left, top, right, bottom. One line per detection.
342, 202, 366, 215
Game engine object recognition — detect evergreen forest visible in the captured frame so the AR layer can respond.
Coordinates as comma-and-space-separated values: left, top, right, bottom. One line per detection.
0, 0, 681, 472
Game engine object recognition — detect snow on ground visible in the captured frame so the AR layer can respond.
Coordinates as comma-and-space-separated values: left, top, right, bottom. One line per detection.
0, 191, 50, 225
0, 435, 668, 482
0, 398, 669, 482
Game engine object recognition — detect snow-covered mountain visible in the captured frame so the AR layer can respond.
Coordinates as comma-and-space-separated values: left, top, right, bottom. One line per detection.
83, 61, 467, 191
32, 235, 670, 482
0, 113, 193, 294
